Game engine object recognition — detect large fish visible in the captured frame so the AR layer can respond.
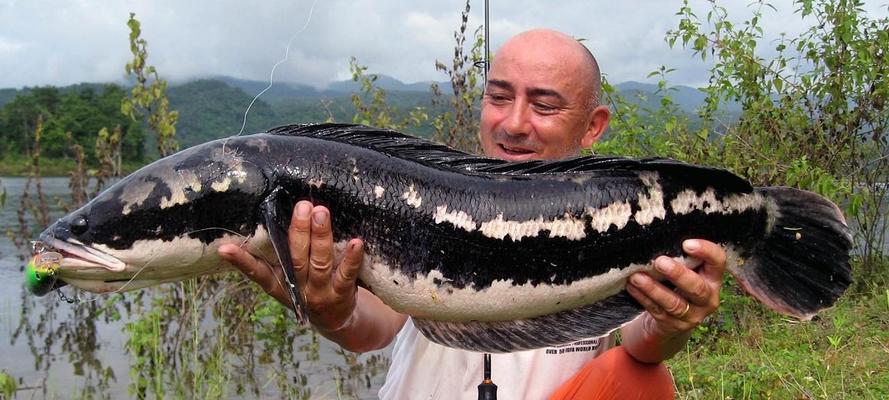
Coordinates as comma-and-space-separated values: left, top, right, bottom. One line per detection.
27, 123, 852, 353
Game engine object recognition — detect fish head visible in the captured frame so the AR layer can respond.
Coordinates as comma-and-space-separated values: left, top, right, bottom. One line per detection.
30, 139, 270, 295
37, 193, 129, 274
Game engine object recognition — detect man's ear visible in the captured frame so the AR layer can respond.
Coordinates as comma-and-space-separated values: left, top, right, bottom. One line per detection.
580, 105, 610, 148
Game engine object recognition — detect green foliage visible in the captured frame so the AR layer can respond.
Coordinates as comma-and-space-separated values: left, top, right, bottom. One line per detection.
0, 85, 145, 164
122, 13, 179, 157
598, 0, 888, 289
167, 79, 278, 147
595, 67, 693, 158
430, 0, 485, 153
93, 126, 122, 193
0, 370, 16, 399
349, 57, 429, 131
670, 282, 889, 399
113, 275, 381, 399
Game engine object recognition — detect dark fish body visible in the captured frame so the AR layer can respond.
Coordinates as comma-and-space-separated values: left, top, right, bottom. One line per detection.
35, 124, 852, 353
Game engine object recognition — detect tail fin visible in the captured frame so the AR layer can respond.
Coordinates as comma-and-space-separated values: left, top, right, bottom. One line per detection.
730, 187, 853, 319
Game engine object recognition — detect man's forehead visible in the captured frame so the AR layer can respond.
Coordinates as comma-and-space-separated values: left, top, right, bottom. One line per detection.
487, 54, 584, 99
494, 31, 590, 70
490, 39, 591, 87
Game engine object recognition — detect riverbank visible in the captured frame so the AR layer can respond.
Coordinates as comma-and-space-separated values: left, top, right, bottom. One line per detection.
669, 281, 889, 399
0, 156, 146, 176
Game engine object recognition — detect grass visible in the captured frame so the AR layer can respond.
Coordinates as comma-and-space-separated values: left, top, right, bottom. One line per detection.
669, 282, 889, 399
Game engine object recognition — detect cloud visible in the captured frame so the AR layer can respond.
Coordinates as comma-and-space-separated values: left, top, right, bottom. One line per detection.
0, 36, 24, 54
1, 0, 886, 89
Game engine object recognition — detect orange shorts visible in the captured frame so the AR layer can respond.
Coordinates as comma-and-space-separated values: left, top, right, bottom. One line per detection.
548, 346, 674, 400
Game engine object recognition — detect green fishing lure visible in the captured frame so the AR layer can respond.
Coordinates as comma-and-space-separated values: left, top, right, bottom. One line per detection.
26, 251, 62, 296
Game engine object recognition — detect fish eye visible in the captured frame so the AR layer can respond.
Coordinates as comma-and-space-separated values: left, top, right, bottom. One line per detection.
70, 215, 89, 235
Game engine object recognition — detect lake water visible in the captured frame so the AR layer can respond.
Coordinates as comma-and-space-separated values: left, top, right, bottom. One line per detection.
0, 177, 389, 399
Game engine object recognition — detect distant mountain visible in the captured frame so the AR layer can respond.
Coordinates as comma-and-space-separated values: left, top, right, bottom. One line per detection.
614, 81, 741, 115
0, 88, 19, 107
166, 79, 281, 148
165, 77, 440, 147
212, 76, 325, 104
326, 74, 441, 93
1, 76, 740, 153
1, 76, 724, 113
202, 74, 442, 106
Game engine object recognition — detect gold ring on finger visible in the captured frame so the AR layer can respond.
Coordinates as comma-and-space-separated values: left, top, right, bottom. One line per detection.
676, 303, 691, 319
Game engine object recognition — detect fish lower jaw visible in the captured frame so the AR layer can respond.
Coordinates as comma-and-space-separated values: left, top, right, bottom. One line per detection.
39, 237, 127, 272
60, 259, 106, 269
60, 265, 235, 294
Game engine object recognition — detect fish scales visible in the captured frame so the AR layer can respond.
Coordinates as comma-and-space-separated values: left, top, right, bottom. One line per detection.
31, 123, 852, 353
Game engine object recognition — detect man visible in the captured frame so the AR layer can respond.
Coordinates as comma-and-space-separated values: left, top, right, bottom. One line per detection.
219, 29, 726, 399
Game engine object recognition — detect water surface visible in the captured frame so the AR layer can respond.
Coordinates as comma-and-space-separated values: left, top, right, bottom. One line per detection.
0, 177, 388, 399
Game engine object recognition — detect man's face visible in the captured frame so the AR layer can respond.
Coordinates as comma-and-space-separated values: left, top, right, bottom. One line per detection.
479, 40, 598, 161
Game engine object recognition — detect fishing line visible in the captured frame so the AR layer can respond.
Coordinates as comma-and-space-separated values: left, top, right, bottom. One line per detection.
54, 249, 162, 305
234, 0, 320, 139
232, 234, 295, 302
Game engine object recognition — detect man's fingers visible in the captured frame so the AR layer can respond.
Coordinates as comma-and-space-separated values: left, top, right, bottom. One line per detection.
683, 239, 727, 284
307, 206, 335, 291
290, 201, 313, 275
628, 271, 690, 319
333, 239, 364, 295
626, 280, 666, 318
219, 244, 291, 307
654, 256, 711, 307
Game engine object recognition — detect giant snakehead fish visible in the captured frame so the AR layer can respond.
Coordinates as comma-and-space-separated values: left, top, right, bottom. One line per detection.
26, 123, 852, 353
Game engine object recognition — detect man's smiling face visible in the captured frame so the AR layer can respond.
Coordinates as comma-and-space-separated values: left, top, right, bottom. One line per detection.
479, 30, 606, 161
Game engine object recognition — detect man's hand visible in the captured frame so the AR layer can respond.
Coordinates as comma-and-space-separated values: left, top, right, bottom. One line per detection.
219, 201, 365, 332
621, 239, 727, 363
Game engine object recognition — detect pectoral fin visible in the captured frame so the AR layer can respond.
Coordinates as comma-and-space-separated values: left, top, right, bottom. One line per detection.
260, 187, 307, 323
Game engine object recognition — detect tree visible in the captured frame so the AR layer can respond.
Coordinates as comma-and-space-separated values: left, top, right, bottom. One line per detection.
598, 0, 887, 287
430, 0, 485, 153
349, 57, 428, 131
121, 13, 179, 157
670, 0, 887, 285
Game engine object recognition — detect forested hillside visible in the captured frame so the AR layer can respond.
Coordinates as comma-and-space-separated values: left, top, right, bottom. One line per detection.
0, 85, 145, 164
0, 76, 708, 172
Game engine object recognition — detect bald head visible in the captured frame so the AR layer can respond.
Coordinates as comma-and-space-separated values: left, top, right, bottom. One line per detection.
480, 29, 611, 161
493, 29, 602, 109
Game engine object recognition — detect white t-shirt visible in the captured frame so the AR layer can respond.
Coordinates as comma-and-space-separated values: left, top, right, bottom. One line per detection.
379, 318, 615, 400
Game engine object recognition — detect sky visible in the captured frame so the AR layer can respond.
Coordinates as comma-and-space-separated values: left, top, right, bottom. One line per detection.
0, 0, 887, 90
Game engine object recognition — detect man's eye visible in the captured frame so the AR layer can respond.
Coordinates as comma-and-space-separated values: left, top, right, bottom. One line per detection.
533, 103, 558, 113
486, 94, 510, 103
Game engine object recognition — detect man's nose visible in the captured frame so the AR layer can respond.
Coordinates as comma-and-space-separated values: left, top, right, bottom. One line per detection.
502, 101, 531, 136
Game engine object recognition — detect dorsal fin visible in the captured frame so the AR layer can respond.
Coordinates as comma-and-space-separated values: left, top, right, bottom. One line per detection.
269, 123, 503, 171
268, 123, 751, 192
474, 154, 751, 191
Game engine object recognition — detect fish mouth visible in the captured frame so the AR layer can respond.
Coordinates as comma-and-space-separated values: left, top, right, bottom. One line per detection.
36, 235, 127, 272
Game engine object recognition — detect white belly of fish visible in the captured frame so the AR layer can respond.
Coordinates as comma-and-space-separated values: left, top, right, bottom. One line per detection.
358, 245, 702, 322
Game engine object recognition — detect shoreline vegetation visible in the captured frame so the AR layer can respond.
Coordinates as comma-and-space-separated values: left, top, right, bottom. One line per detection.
0, 156, 144, 177
668, 282, 888, 399
2, 1, 886, 398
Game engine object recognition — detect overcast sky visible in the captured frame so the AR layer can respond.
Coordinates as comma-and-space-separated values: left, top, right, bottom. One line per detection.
1, 1, 886, 90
